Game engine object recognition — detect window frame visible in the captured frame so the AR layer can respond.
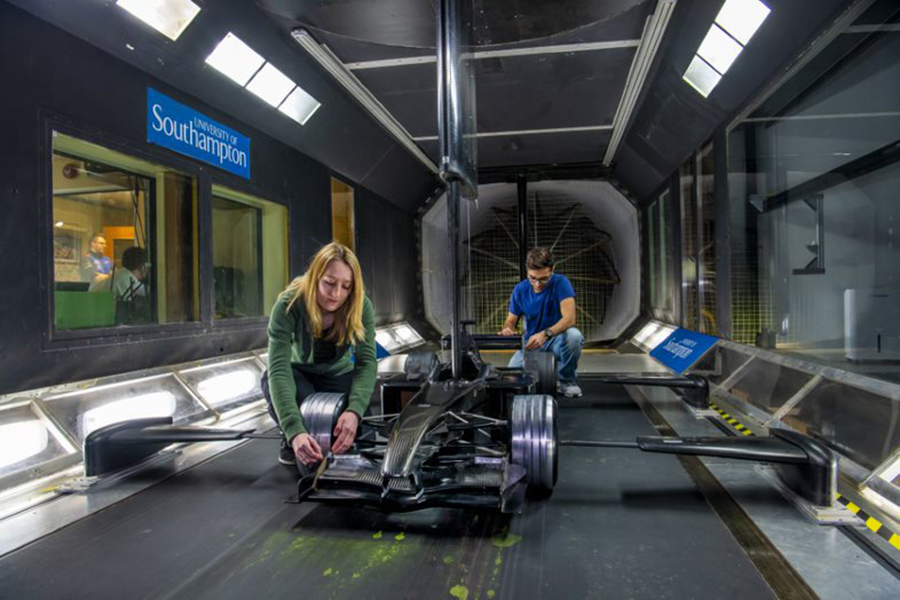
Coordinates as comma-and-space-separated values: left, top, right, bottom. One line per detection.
209, 182, 289, 325
39, 114, 289, 347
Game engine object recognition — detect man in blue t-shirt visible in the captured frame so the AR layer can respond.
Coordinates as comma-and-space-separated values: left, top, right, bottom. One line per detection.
499, 247, 584, 397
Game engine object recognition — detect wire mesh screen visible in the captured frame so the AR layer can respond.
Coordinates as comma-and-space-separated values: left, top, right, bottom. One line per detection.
698, 142, 717, 335
424, 186, 623, 340
453, 191, 620, 338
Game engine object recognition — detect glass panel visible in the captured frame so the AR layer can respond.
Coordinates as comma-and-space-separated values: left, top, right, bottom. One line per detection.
680, 160, 698, 329
0, 402, 73, 479
697, 142, 717, 335
52, 132, 198, 330
177, 357, 264, 411
648, 199, 658, 310
212, 185, 288, 318
331, 178, 355, 251
782, 379, 900, 470
726, 360, 813, 413
650, 190, 675, 318
42, 374, 209, 445
701, 345, 751, 386
727, 0, 900, 384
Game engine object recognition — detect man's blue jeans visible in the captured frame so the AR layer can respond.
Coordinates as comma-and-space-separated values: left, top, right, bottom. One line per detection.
508, 327, 584, 383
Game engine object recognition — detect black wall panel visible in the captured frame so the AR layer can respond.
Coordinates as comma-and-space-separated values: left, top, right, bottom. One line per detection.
0, 4, 419, 395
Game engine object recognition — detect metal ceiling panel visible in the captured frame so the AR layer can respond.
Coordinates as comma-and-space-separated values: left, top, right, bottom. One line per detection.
257, 0, 648, 48
420, 129, 613, 169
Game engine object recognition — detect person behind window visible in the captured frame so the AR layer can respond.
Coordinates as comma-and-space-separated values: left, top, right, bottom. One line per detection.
262, 242, 376, 469
79, 233, 112, 291
113, 246, 148, 300
113, 246, 150, 325
498, 246, 585, 398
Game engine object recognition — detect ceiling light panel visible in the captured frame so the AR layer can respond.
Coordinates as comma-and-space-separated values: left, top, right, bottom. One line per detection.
683, 55, 722, 98
715, 0, 771, 45
697, 24, 743, 74
116, 0, 200, 41
279, 85, 321, 125
205, 33, 265, 87
246, 63, 296, 107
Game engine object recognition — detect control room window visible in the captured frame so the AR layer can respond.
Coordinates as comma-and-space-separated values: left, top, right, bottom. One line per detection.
331, 177, 355, 251
51, 132, 198, 331
212, 185, 288, 319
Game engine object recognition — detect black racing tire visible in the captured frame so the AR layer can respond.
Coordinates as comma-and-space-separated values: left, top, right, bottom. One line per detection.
510, 394, 558, 498
299, 392, 348, 454
524, 351, 557, 396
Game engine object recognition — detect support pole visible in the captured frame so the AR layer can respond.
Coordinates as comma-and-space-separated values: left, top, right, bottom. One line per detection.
448, 180, 462, 378
517, 172, 528, 280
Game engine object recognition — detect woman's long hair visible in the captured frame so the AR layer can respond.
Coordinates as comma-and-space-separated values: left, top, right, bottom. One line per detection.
282, 242, 366, 346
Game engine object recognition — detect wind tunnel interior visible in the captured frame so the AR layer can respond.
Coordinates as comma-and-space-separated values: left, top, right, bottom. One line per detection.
421, 180, 641, 344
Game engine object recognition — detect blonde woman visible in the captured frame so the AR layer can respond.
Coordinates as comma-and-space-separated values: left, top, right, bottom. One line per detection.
262, 242, 376, 467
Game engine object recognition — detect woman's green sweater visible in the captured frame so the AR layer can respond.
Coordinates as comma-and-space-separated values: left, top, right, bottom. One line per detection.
266, 293, 376, 442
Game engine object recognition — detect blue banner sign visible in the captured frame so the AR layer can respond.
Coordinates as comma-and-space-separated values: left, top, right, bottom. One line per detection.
147, 88, 250, 179
649, 328, 718, 375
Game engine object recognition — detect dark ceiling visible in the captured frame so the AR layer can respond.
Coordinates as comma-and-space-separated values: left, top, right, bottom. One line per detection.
10, 0, 857, 207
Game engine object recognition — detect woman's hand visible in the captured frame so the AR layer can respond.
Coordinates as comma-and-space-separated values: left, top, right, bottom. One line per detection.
291, 433, 324, 464
332, 411, 360, 454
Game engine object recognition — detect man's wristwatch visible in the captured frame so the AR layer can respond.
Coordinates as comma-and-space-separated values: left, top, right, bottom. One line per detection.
544, 329, 554, 338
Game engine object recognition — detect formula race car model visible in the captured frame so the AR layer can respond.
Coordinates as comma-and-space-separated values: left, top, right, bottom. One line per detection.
295, 329, 560, 513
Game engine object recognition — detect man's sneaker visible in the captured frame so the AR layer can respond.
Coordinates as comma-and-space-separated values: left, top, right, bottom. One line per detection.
557, 382, 583, 398
278, 439, 295, 465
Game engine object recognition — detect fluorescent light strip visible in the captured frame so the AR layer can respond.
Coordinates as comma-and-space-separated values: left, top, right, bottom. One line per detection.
279, 86, 322, 125
683, 55, 722, 98
412, 124, 613, 142
246, 63, 296, 107
715, 0, 771, 46
603, 0, 677, 166
345, 39, 641, 70
116, 0, 200, 41
696, 23, 743, 74
205, 33, 265, 87
292, 29, 438, 173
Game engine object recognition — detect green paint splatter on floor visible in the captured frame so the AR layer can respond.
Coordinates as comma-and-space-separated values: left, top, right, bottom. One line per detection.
491, 532, 522, 548
450, 584, 469, 600
443, 556, 455, 565
395, 532, 405, 541
494, 554, 502, 566
487, 590, 496, 599
352, 572, 361, 579
372, 531, 383, 539
323, 568, 333, 577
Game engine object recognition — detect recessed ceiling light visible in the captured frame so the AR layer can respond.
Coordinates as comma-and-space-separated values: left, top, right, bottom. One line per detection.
279, 86, 321, 125
205, 33, 265, 87
715, 0, 771, 46
245, 63, 295, 107
697, 24, 743, 74
683, 55, 722, 98
116, 0, 200, 41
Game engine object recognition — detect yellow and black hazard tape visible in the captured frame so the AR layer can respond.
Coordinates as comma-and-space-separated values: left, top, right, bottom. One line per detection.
709, 402, 756, 437
836, 493, 900, 551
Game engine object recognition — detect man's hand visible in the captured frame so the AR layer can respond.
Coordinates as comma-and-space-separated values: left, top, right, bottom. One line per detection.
332, 411, 360, 454
291, 433, 324, 465
525, 331, 548, 349
499, 326, 517, 336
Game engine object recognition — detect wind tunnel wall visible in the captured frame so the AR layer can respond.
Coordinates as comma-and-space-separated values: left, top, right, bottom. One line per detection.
422, 180, 640, 342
